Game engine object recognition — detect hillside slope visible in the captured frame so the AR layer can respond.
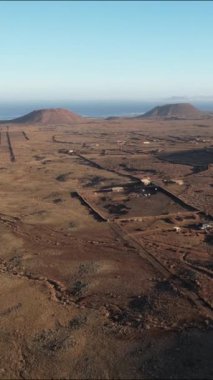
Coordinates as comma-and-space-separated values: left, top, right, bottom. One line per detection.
6, 108, 83, 125
139, 103, 205, 119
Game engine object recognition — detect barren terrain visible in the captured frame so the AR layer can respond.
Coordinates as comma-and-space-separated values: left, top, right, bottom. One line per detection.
0, 113, 212, 379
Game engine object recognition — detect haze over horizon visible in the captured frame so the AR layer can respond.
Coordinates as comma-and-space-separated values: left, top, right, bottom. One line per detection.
1, 1, 213, 103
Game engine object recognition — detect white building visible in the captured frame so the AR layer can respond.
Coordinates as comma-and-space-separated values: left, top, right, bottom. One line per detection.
174, 226, 181, 233
141, 177, 151, 186
112, 187, 124, 192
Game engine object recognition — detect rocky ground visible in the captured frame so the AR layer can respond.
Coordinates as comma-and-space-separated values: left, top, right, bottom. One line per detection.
0, 116, 212, 379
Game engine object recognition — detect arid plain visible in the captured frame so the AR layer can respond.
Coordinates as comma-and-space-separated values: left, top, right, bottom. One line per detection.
0, 108, 212, 379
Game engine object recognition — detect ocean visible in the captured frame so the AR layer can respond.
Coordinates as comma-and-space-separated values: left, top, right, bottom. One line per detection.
0, 100, 213, 120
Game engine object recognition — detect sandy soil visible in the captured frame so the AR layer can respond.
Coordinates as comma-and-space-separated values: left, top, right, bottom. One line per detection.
0, 117, 212, 379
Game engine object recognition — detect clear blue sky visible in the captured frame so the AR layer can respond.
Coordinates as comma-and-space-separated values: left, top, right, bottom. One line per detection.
1, 1, 213, 102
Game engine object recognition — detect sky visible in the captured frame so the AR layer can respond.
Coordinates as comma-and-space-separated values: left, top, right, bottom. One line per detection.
0, 1, 213, 103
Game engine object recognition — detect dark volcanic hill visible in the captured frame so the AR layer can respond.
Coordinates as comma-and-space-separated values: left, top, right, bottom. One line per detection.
5, 108, 82, 125
139, 103, 206, 119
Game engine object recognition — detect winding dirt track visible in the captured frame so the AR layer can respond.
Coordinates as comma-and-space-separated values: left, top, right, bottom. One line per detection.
109, 221, 213, 319
54, 152, 213, 318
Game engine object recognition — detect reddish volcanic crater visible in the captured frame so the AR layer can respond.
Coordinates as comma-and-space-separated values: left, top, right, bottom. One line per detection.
6, 108, 83, 125
138, 103, 207, 119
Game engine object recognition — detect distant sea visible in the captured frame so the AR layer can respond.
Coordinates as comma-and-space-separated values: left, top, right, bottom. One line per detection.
0, 100, 213, 120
